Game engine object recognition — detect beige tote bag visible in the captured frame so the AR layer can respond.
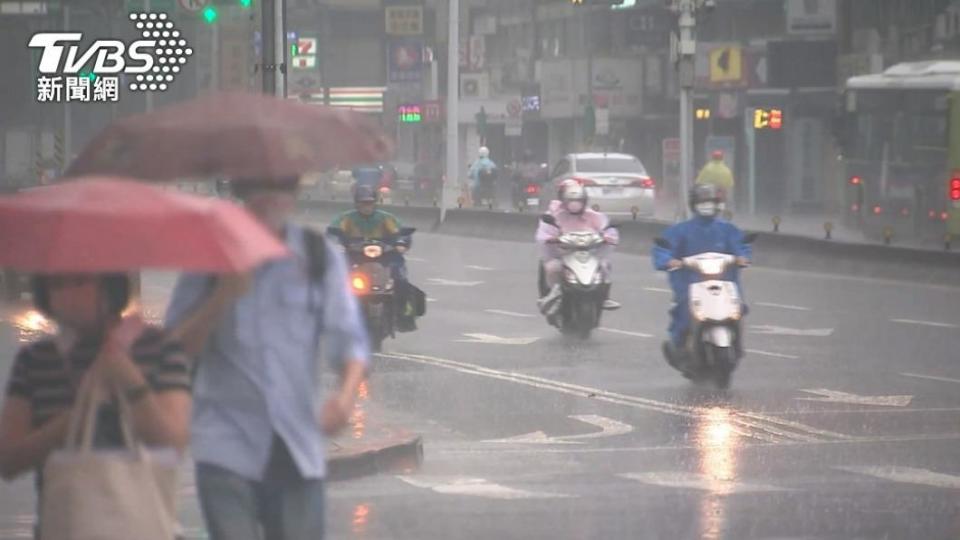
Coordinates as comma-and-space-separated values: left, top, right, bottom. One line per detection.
39, 374, 180, 540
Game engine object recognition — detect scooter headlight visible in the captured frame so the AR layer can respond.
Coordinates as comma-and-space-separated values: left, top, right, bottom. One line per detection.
363, 245, 384, 259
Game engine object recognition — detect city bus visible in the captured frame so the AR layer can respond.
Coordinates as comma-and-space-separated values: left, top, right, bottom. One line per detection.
842, 61, 960, 241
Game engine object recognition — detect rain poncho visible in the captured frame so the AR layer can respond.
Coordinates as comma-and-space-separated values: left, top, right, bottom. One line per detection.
695, 159, 735, 194
652, 215, 751, 346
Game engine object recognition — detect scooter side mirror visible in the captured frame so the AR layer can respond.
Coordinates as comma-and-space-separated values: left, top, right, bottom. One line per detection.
743, 233, 758, 244
654, 237, 672, 249
399, 227, 417, 236
540, 214, 558, 227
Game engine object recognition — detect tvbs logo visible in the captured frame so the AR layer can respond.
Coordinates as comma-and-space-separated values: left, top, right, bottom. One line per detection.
29, 12, 193, 103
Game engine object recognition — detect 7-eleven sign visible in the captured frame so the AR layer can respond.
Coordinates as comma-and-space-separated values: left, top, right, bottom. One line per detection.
292, 37, 317, 70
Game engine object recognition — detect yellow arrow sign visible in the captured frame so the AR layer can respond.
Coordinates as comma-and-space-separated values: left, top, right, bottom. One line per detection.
709, 46, 743, 84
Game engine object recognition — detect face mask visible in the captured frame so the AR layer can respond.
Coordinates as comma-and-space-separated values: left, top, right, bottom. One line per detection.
694, 201, 718, 217
566, 201, 585, 214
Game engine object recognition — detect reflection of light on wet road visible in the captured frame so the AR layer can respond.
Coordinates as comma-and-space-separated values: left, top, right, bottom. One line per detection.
9, 309, 56, 342
352, 503, 371, 534
697, 407, 741, 540
358, 380, 369, 401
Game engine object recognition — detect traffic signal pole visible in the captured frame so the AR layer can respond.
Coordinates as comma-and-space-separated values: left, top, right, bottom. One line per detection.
673, 0, 700, 221
442, 0, 459, 223
261, 0, 285, 97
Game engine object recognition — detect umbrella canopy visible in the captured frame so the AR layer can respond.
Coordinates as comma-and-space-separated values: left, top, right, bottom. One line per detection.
0, 177, 288, 273
66, 91, 393, 183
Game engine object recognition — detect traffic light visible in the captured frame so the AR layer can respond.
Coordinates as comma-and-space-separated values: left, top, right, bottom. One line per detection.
202, 5, 218, 24
695, 108, 711, 120
754, 108, 784, 130
239, 0, 252, 7
949, 172, 960, 202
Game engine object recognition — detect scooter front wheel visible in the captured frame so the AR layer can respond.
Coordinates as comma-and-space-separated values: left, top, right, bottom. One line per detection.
707, 344, 736, 390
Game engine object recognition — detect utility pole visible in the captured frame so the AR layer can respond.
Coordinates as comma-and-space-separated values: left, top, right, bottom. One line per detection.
62, 5, 71, 166
261, 0, 285, 96
441, 0, 459, 223
670, 0, 712, 220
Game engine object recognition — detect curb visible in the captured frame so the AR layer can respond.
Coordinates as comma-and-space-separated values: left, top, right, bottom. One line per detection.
327, 428, 424, 482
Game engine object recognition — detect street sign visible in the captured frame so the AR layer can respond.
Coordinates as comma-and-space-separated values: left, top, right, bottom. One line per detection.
595, 108, 610, 136
424, 100, 443, 123
709, 46, 743, 84
505, 118, 522, 137
385, 6, 423, 36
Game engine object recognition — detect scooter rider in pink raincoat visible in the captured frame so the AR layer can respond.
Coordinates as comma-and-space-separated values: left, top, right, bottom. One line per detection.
536, 179, 621, 315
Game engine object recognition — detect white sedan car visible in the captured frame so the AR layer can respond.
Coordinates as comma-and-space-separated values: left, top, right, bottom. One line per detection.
543, 152, 656, 215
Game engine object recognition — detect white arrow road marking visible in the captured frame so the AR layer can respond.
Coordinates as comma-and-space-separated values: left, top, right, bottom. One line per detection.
891, 318, 959, 329
484, 415, 633, 444
598, 327, 654, 339
379, 351, 851, 444
457, 333, 540, 346
643, 287, 672, 294
485, 309, 535, 318
755, 302, 811, 311
797, 389, 913, 408
427, 297, 438, 303
746, 349, 800, 360
427, 278, 484, 287
483, 431, 583, 445
750, 325, 834, 337
901, 372, 960, 385
836, 466, 960, 490
619, 472, 786, 494
396, 476, 574, 499
465, 265, 496, 271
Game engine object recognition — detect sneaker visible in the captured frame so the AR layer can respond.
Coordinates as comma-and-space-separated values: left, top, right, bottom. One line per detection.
602, 299, 621, 311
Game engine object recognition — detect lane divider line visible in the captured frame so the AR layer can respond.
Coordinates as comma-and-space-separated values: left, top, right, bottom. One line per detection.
755, 302, 812, 312
484, 309, 536, 318
901, 372, 960, 385
891, 318, 959, 329
377, 351, 850, 444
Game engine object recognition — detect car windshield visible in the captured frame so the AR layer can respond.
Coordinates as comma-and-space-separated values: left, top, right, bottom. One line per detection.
576, 158, 647, 175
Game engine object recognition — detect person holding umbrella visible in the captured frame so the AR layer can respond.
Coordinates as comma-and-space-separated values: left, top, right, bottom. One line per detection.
0, 177, 288, 538
164, 176, 370, 540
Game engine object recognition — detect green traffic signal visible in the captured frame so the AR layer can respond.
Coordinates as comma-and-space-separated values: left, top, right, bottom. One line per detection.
239, 0, 252, 7
202, 5, 218, 24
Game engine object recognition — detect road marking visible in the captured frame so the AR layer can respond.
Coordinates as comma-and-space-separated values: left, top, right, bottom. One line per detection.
378, 351, 851, 444
901, 372, 960, 385
485, 309, 535, 318
643, 287, 672, 294
891, 318, 959, 329
396, 476, 574, 499
836, 466, 960, 490
755, 302, 811, 312
484, 414, 634, 444
456, 333, 540, 346
598, 327, 654, 339
619, 472, 786, 494
746, 349, 800, 360
466, 265, 496, 271
406, 256, 427, 263
427, 297, 438, 303
427, 278, 484, 287
797, 389, 913, 408
750, 325, 834, 337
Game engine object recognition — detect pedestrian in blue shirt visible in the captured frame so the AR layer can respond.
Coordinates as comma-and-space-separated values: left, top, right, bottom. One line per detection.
165, 177, 370, 540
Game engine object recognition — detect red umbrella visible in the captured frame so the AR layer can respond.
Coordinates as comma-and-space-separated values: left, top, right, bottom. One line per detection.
66, 91, 393, 183
0, 177, 288, 273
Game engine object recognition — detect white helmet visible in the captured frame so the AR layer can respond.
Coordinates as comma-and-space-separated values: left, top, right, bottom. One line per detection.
559, 179, 588, 215
478, 146, 490, 159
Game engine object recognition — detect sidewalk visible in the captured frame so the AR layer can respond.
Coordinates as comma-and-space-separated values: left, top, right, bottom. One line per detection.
653, 200, 950, 251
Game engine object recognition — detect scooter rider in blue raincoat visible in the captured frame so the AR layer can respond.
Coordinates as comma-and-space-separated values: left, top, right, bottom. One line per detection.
652, 184, 752, 370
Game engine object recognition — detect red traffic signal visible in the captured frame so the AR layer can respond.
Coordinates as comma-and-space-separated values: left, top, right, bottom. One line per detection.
950, 172, 960, 201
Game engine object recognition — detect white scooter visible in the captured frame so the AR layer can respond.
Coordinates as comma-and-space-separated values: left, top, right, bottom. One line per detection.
655, 236, 754, 389
539, 214, 617, 339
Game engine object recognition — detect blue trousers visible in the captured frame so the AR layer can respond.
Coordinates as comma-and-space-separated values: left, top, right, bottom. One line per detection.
196, 437, 325, 540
